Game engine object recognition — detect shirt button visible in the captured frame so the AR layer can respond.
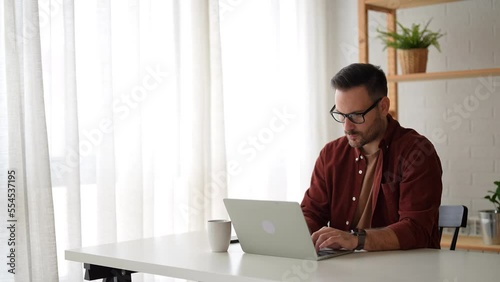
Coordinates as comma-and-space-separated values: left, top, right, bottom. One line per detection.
355, 157, 359, 162
352, 197, 356, 201
358, 170, 363, 174
360, 155, 364, 160
346, 221, 349, 225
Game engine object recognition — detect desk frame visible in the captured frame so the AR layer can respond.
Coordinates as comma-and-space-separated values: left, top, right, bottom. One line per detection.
84, 263, 135, 281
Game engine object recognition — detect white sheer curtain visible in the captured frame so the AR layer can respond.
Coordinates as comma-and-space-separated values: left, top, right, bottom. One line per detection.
221, 0, 339, 202
0, 0, 58, 281
1, 0, 341, 281
41, 0, 226, 281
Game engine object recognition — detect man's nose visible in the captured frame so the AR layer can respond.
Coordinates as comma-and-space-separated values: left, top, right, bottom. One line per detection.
343, 118, 356, 131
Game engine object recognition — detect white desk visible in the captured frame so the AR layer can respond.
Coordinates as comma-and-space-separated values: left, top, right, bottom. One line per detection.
66, 231, 500, 282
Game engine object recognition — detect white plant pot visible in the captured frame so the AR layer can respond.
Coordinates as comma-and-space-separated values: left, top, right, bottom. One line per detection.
479, 210, 500, 245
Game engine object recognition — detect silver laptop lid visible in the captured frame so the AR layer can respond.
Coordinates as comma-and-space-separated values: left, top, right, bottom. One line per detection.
223, 198, 330, 260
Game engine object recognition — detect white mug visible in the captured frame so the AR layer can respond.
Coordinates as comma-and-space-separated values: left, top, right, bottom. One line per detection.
207, 219, 232, 252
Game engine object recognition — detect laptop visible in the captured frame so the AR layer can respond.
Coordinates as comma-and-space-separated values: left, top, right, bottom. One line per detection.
223, 198, 353, 260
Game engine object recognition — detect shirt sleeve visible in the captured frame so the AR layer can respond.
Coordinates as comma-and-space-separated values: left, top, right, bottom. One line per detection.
301, 148, 331, 233
386, 137, 443, 249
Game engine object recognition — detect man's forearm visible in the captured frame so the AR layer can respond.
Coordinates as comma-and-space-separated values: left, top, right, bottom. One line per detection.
364, 228, 400, 251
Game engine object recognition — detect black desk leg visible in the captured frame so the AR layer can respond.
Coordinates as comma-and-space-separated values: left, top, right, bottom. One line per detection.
84, 263, 136, 282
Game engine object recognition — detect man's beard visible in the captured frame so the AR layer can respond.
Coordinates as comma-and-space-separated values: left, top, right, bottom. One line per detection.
345, 116, 383, 148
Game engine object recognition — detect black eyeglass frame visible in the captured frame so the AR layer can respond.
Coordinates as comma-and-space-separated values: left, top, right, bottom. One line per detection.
330, 97, 383, 124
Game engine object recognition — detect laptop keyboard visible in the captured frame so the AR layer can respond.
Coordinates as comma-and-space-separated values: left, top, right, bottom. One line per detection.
317, 248, 340, 256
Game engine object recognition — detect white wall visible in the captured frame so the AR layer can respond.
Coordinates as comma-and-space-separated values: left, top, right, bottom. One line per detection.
333, 0, 500, 217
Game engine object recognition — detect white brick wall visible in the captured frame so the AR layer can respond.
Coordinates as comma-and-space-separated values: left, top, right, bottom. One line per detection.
398, 1, 500, 217
471, 145, 500, 159
336, 0, 500, 217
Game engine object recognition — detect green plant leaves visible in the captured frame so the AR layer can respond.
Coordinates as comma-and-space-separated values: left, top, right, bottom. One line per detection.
376, 19, 444, 51
485, 181, 500, 212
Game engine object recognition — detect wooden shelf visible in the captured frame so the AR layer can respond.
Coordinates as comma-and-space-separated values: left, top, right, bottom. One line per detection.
387, 68, 500, 82
441, 234, 500, 253
365, 0, 460, 10
358, 0, 500, 118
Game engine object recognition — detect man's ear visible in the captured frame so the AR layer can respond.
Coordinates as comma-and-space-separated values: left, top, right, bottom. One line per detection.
379, 96, 390, 116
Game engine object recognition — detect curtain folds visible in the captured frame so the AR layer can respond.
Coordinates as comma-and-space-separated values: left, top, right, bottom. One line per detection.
220, 0, 334, 202
46, 0, 227, 281
1, 1, 335, 281
0, 0, 58, 281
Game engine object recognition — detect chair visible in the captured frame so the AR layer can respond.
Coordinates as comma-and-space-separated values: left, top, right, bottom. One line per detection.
438, 205, 468, 250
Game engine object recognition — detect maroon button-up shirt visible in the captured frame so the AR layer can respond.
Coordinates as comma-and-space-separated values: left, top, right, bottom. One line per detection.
301, 115, 443, 250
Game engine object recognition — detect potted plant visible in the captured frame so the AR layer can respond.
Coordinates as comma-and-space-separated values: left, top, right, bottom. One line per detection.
479, 181, 500, 245
376, 19, 444, 74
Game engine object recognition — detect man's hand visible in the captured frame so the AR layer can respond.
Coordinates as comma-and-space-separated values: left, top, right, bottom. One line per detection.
311, 227, 357, 251
312, 227, 401, 251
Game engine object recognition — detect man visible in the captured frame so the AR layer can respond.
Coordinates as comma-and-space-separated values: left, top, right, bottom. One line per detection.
301, 63, 442, 252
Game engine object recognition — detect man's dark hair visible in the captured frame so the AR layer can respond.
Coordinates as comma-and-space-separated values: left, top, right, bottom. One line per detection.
331, 63, 388, 100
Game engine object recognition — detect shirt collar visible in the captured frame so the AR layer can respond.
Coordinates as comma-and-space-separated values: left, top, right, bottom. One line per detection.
378, 114, 399, 151
353, 114, 398, 158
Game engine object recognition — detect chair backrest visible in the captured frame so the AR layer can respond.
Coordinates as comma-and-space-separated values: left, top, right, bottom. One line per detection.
438, 205, 468, 250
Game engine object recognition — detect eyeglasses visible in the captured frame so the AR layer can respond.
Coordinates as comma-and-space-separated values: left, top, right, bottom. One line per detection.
330, 98, 382, 124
